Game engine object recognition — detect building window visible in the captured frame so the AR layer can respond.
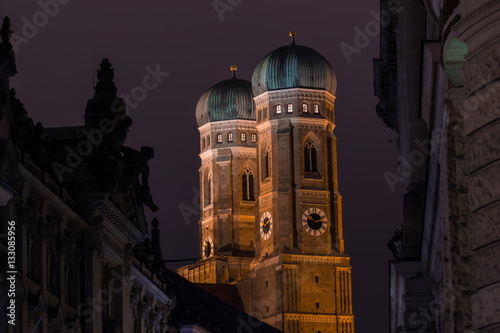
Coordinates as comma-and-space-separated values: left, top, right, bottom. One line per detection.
262, 146, 271, 180
217, 134, 223, 143
313, 104, 319, 114
287, 103, 293, 113
204, 173, 212, 207
207, 135, 210, 147
315, 275, 319, 283
304, 139, 318, 173
228, 132, 233, 142
242, 166, 255, 201
276, 104, 282, 114
263, 107, 268, 119
202, 137, 206, 150
241, 132, 247, 142
265, 280, 268, 288
316, 301, 320, 309
251, 133, 257, 143
302, 103, 308, 113
258, 109, 262, 122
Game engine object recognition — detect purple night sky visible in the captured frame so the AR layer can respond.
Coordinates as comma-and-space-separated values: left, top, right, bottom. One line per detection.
4, 1, 403, 331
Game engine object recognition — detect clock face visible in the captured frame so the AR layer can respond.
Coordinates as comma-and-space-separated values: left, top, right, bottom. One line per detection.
260, 211, 273, 240
302, 207, 327, 236
202, 236, 213, 259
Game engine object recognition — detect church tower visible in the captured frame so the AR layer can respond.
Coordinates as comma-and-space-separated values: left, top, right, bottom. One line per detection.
236, 32, 354, 332
178, 67, 258, 284
179, 33, 354, 333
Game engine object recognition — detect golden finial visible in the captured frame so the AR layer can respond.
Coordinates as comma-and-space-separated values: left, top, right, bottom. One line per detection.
289, 29, 296, 44
230, 65, 237, 78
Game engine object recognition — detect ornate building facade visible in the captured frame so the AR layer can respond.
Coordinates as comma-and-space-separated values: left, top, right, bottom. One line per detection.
374, 0, 500, 332
0, 17, 278, 333
179, 33, 355, 332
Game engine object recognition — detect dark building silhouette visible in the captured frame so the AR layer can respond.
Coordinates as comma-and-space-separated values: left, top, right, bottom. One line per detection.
374, 0, 500, 331
0, 17, 279, 333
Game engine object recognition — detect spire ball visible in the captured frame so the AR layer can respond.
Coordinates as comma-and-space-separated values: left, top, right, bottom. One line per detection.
289, 29, 296, 44
230, 65, 237, 78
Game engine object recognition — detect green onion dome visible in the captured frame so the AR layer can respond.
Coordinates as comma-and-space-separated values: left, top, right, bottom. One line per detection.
252, 33, 337, 97
196, 67, 256, 127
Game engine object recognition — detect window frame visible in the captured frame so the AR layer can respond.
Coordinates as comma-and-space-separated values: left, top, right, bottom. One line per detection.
304, 139, 318, 173
204, 173, 213, 207
242, 166, 255, 201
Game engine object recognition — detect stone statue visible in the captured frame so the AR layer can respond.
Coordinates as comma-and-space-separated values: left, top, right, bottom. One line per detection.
121, 146, 159, 212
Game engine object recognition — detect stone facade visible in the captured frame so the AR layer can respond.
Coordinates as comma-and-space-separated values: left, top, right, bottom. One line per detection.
374, 0, 500, 331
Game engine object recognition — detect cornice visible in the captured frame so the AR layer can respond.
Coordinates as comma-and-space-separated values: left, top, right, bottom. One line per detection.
290, 118, 335, 131
198, 119, 257, 135
98, 200, 144, 245
284, 313, 353, 323
254, 88, 336, 105
282, 254, 343, 265
258, 191, 278, 205
296, 189, 330, 199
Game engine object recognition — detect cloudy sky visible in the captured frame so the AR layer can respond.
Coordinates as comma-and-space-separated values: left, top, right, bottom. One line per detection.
4, 0, 403, 331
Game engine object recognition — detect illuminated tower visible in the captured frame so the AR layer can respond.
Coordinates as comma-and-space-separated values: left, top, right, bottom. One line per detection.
178, 66, 258, 284
235, 31, 354, 332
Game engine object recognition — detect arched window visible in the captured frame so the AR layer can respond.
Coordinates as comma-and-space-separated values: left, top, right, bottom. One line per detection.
251, 133, 257, 143
204, 173, 212, 207
316, 301, 320, 309
313, 104, 320, 114
302, 103, 308, 113
304, 139, 318, 173
207, 135, 210, 147
262, 146, 271, 180
241, 132, 247, 142
202, 137, 205, 150
315, 275, 319, 283
228, 132, 233, 142
276, 104, 282, 114
242, 166, 254, 201
287, 103, 293, 113
217, 134, 223, 143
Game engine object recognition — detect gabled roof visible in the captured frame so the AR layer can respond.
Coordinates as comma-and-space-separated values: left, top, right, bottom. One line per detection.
163, 269, 281, 332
